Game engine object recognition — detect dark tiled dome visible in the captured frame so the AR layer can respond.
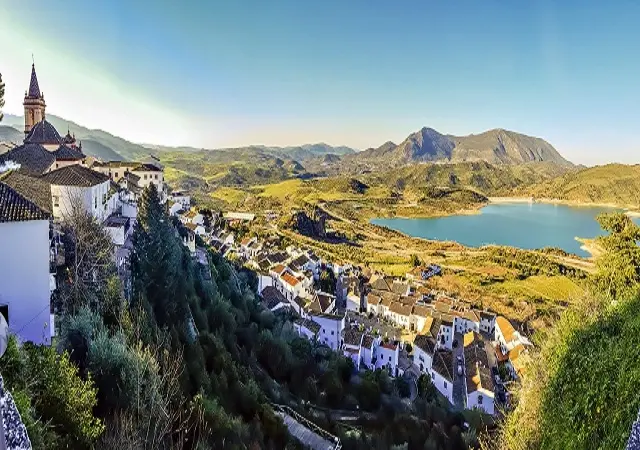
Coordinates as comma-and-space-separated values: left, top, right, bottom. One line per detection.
24, 119, 62, 146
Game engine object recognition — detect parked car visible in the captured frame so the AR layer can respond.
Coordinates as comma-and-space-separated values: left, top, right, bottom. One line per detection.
457, 355, 463, 363
457, 364, 463, 376
452, 339, 459, 348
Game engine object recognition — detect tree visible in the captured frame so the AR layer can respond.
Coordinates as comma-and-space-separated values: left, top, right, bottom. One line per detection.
0, 72, 5, 122
417, 374, 437, 401
409, 254, 421, 267
591, 212, 640, 300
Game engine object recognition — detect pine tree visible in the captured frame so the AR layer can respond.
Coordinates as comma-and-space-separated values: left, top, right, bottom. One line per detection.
0, 72, 5, 122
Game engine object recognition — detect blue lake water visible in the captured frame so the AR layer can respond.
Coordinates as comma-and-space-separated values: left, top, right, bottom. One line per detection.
371, 203, 634, 257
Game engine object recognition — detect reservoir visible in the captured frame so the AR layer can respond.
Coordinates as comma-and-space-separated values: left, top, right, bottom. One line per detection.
371, 203, 631, 257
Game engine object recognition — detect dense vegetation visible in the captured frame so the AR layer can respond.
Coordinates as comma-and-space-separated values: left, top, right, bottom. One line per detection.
496, 213, 640, 450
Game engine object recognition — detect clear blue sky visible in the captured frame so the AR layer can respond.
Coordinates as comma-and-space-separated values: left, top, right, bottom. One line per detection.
1, 0, 639, 165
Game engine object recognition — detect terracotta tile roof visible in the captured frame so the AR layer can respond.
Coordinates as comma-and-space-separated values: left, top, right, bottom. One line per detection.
429, 318, 443, 338
463, 310, 480, 322
389, 302, 412, 316
381, 341, 398, 350
380, 297, 393, 308
432, 350, 454, 382
464, 337, 494, 394
367, 293, 382, 305
272, 264, 286, 275
281, 272, 300, 287
362, 334, 376, 349
434, 301, 451, 313
0, 171, 52, 214
344, 347, 360, 355
314, 292, 335, 312
295, 317, 320, 334
52, 145, 84, 161
292, 295, 308, 308
391, 281, 409, 295
24, 119, 62, 145
496, 316, 516, 342
495, 344, 509, 363
261, 286, 288, 309
412, 304, 431, 318
0, 143, 55, 176
370, 275, 393, 292
342, 328, 364, 346
42, 165, 109, 187
413, 334, 436, 355
241, 237, 252, 246
0, 177, 51, 222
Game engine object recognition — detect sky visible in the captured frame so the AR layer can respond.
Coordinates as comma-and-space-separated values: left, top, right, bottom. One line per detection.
1, 1, 639, 165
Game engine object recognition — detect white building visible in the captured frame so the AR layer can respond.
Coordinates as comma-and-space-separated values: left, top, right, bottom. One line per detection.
309, 312, 345, 350
169, 201, 183, 216
0, 178, 53, 344
342, 328, 364, 370
412, 334, 436, 374
168, 190, 191, 208
374, 340, 400, 376
360, 334, 379, 370
294, 318, 320, 340
463, 332, 495, 415
103, 215, 133, 247
431, 351, 454, 403
42, 165, 116, 221
480, 311, 496, 334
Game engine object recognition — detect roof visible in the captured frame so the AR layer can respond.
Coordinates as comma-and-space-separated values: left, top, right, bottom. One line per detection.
290, 254, 310, 270
24, 120, 62, 146
272, 264, 286, 275
412, 304, 431, 318
281, 272, 300, 287
391, 281, 410, 295
367, 293, 382, 305
241, 237, 253, 246
362, 334, 376, 349
315, 292, 335, 312
429, 318, 443, 338
389, 302, 412, 316
42, 165, 110, 187
369, 275, 392, 292
480, 310, 496, 320
0, 178, 51, 222
184, 222, 199, 231
27, 64, 42, 97
103, 215, 129, 228
381, 341, 398, 351
133, 162, 163, 172
463, 310, 480, 322
0, 171, 52, 214
432, 351, 454, 382
308, 312, 343, 321
434, 301, 451, 314
342, 328, 364, 346
464, 336, 494, 394
0, 143, 55, 176
463, 331, 482, 348
344, 347, 360, 356
52, 145, 84, 161
260, 286, 288, 309
413, 334, 437, 355
267, 252, 288, 265
496, 316, 516, 342
294, 318, 321, 334
292, 295, 307, 308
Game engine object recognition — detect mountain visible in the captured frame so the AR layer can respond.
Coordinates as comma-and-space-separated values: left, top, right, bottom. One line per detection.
3, 114, 150, 161
0, 125, 23, 144
522, 163, 640, 207
346, 126, 572, 167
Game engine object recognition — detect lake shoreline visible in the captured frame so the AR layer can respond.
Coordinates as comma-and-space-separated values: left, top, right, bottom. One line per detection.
488, 196, 640, 214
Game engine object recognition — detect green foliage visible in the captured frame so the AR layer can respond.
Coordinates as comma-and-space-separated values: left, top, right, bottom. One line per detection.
591, 213, 640, 299
318, 266, 337, 294
409, 254, 421, 267
0, 337, 104, 449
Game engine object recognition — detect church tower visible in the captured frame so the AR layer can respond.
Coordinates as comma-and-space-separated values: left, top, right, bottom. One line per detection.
23, 64, 46, 136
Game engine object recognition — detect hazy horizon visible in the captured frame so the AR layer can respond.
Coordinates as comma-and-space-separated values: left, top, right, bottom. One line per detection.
2, 1, 639, 165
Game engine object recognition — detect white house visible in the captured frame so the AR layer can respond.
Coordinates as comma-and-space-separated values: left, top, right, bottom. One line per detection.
480, 311, 496, 334
346, 291, 361, 313
463, 332, 495, 415
410, 305, 431, 334
388, 302, 413, 329
294, 318, 320, 340
308, 291, 336, 315
309, 312, 345, 350
279, 271, 304, 302
181, 210, 204, 226
168, 190, 191, 208
342, 328, 364, 370
374, 340, 400, 377
360, 334, 379, 370
431, 351, 454, 403
453, 310, 480, 334
42, 165, 116, 221
103, 215, 132, 247
412, 334, 436, 374
0, 178, 53, 344
260, 286, 290, 312
366, 293, 382, 316
185, 222, 206, 236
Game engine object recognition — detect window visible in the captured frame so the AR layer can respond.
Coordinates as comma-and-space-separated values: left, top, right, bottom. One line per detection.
155, 174, 158, 179
331, 330, 334, 335
431, 372, 435, 379
144, 174, 148, 180
444, 381, 447, 388
53, 196, 59, 207
478, 395, 483, 404
94, 197, 97, 208
388, 356, 391, 361
115, 172, 119, 178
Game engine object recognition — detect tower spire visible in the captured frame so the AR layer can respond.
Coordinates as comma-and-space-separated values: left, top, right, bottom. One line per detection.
27, 62, 41, 98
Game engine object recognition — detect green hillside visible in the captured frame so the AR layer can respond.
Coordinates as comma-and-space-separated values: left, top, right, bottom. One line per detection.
523, 163, 640, 207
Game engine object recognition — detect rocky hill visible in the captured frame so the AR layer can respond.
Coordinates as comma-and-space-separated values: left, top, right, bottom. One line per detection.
342, 126, 572, 168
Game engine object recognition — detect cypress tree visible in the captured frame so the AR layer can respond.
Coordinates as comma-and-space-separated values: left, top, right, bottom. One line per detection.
0, 73, 5, 122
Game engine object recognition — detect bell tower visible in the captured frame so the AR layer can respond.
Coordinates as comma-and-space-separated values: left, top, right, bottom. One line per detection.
23, 63, 46, 136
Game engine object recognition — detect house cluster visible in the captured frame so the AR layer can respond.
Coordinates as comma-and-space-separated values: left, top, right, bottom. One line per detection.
0, 63, 168, 345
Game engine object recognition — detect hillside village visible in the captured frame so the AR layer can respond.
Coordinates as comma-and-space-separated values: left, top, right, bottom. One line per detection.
0, 63, 534, 446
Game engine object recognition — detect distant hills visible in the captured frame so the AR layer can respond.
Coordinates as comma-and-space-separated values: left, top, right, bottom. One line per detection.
342, 127, 572, 168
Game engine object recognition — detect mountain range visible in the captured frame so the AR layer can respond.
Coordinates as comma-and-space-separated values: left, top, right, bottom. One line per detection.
1, 113, 571, 169
341, 127, 572, 167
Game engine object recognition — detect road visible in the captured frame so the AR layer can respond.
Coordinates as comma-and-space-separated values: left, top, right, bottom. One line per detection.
452, 332, 466, 410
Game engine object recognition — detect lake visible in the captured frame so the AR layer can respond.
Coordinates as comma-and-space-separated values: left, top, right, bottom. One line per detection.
371, 203, 630, 257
